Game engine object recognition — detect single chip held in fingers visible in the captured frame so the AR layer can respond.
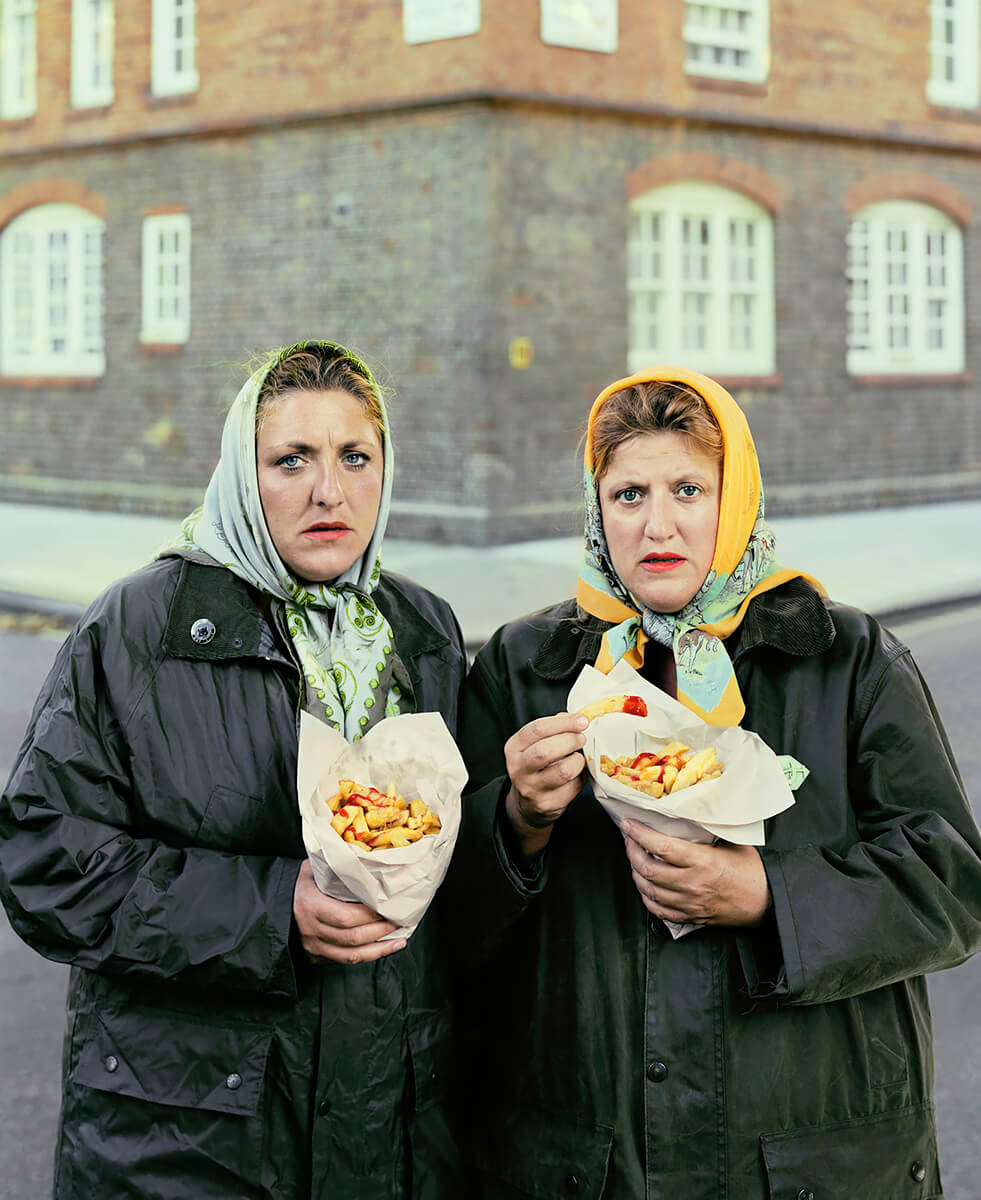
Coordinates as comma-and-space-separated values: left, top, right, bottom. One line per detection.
577, 694, 648, 722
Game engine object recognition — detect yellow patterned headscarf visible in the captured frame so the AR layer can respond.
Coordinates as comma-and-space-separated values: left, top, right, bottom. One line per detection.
577, 366, 823, 726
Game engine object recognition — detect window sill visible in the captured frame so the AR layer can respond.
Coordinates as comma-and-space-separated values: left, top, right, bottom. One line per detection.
146, 86, 198, 108
850, 371, 973, 386
685, 74, 768, 98
139, 341, 187, 356
713, 374, 783, 389
0, 112, 36, 127
926, 103, 981, 124
66, 101, 116, 120
0, 375, 101, 387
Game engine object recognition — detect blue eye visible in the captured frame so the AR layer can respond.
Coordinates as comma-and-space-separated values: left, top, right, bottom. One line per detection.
616, 487, 641, 504
277, 454, 302, 470
343, 452, 370, 468
677, 484, 701, 498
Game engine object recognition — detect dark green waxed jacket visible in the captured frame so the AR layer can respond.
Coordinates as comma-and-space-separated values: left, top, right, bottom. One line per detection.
0, 557, 467, 1200
452, 580, 981, 1200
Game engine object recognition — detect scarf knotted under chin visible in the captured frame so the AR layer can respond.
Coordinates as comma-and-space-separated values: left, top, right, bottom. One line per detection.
158, 342, 405, 740
576, 366, 823, 727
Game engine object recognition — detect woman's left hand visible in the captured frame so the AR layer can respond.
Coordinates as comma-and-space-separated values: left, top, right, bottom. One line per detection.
621, 820, 772, 927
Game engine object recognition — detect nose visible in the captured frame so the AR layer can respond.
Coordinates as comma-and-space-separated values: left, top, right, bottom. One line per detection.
310, 462, 344, 508
642, 492, 675, 542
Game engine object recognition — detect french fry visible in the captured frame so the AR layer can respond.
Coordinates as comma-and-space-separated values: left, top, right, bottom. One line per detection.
324, 779, 441, 851
577, 694, 648, 722
599, 741, 723, 797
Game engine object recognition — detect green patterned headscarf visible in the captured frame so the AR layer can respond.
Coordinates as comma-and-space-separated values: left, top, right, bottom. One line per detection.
159, 341, 404, 740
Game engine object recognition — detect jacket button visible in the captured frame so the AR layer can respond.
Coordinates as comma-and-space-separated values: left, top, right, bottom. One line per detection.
224, 1073, 242, 1090
796, 1190, 815, 1200
647, 1060, 668, 1082
318, 1098, 332, 1117
190, 618, 216, 645
910, 1162, 927, 1182
231, 635, 243, 649
104, 1055, 118, 1073
564, 1175, 580, 1194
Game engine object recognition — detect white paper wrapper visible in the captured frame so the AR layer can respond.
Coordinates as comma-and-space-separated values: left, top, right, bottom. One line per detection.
568, 660, 796, 938
297, 710, 466, 939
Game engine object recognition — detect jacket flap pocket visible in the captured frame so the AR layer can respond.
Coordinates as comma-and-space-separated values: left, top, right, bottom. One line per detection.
761, 1104, 940, 1199
407, 1011, 451, 1114
72, 1005, 272, 1117
473, 1113, 614, 1200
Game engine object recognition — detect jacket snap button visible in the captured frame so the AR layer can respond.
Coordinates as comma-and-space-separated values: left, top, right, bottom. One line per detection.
647, 1060, 668, 1083
231, 635, 243, 649
318, 1098, 331, 1117
190, 618, 216, 645
104, 1054, 118, 1073
224, 1073, 242, 1090
796, 1190, 815, 1200
564, 1175, 580, 1194
910, 1162, 927, 1183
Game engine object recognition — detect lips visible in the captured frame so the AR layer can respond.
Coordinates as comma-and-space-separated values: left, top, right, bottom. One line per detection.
640, 553, 685, 572
302, 522, 350, 541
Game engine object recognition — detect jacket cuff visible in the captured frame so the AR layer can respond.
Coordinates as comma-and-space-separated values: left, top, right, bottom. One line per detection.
268, 856, 304, 1000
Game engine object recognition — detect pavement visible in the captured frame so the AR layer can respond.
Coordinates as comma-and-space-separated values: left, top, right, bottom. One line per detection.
1, 498, 980, 646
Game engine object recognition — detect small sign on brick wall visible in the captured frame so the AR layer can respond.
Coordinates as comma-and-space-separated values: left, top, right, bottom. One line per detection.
403, 0, 481, 45
541, 0, 618, 53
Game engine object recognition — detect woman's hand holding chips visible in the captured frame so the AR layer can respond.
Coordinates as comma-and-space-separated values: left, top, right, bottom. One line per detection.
292, 860, 407, 965
504, 712, 589, 856
621, 821, 772, 927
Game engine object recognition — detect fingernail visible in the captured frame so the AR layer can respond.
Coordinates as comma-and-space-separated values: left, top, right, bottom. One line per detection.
575, 714, 588, 730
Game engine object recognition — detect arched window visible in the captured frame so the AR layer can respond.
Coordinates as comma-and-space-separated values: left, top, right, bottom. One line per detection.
846, 201, 964, 376
628, 181, 775, 375
0, 203, 105, 377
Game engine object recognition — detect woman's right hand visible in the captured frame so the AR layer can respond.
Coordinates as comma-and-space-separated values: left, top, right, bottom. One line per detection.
504, 712, 589, 856
292, 860, 406, 965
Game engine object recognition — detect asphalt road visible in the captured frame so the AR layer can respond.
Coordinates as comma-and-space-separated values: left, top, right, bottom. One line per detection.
0, 604, 979, 1197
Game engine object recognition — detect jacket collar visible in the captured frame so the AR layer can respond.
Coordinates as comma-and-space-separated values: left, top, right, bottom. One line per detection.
162, 559, 450, 663
374, 573, 451, 660
531, 580, 834, 680
162, 559, 265, 660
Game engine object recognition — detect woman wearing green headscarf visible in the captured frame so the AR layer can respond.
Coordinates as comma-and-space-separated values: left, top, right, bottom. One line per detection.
452, 366, 981, 1199
0, 341, 466, 1198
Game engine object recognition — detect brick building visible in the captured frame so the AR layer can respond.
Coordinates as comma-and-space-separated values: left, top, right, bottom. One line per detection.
1, 0, 979, 543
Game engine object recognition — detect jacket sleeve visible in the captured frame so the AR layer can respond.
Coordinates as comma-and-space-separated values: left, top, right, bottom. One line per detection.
443, 650, 549, 953
0, 621, 301, 1000
742, 646, 981, 1006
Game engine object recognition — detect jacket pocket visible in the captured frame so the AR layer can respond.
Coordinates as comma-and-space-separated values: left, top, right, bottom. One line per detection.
761, 1104, 940, 1200
406, 1012, 464, 1198
64, 1004, 272, 1197
471, 1113, 614, 1200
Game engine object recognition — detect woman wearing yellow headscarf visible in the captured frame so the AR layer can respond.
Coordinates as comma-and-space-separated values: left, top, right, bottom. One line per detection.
452, 367, 981, 1199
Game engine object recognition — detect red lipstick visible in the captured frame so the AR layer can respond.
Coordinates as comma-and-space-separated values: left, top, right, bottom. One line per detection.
302, 522, 350, 541
641, 553, 684, 573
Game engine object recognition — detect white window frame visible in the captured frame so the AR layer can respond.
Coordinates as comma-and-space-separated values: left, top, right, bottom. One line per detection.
403, 0, 480, 44
71, 0, 114, 108
927, 0, 980, 107
683, 0, 769, 84
1, 0, 37, 119
541, 0, 618, 53
628, 181, 775, 376
151, 0, 198, 97
846, 200, 964, 376
0, 203, 105, 377
141, 213, 191, 345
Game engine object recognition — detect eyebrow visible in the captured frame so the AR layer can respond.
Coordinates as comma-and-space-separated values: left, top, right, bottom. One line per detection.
267, 439, 375, 454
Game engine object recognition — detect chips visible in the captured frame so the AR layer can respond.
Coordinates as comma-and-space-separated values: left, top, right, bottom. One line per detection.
577, 694, 648, 722
326, 778, 442, 851
599, 742, 723, 799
